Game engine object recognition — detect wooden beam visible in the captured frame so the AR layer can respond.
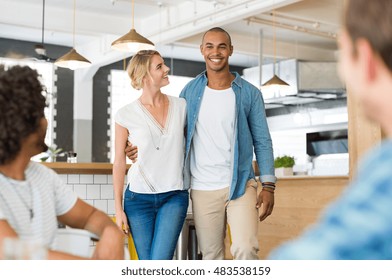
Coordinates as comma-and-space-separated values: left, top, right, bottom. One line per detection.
346, 88, 382, 179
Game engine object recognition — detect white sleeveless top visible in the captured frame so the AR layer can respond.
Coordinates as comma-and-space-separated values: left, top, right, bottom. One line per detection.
115, 95, 186, 193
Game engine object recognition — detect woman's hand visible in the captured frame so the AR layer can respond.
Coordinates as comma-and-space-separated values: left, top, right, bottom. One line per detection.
115, 211, 130, 235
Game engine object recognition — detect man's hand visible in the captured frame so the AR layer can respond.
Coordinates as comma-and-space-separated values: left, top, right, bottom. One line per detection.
256, 189, 274, 222
125, 141, 138, 163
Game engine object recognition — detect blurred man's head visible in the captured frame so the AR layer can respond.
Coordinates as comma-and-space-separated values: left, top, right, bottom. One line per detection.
338, 0, 392, 130
0, 65, 48, 164
344, 0, 392, 72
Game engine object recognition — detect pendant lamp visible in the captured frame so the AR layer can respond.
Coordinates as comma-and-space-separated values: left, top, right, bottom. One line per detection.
111, 0, 155, 52
262, 74, 289, 87
32, 0, 56, 62
261, 10, 290, 89
55, 0, 91, 70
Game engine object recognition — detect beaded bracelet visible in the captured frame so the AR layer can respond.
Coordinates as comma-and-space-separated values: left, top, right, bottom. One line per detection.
262, 186, 275, 190
261, 183, 276, 190
262, 188, 275, 194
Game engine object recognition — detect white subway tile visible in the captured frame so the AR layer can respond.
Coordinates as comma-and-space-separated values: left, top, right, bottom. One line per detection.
94, 174, 107, 184
94, 200, 108, 213
107, 200, 115, 215
101, 185, 114, 199
107, 175, 113, 184
80, 174, 94, 184
84, 199, 94, 206
87, 184, 100, 199
67, 174, 80, 184
74, 184, 87, 199
58, 174, 68, 183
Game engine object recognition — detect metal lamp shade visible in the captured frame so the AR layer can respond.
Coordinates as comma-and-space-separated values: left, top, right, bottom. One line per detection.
54, 48, 91, 70
262, 74, 290, 87
111, 28, 155, 53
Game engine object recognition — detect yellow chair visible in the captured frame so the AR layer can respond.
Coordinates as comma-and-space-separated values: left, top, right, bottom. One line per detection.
227, 224, 233, 245
111, 217, 138, 260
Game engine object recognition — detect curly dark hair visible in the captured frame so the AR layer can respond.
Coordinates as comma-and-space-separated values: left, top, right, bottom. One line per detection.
0, 65, 46, 164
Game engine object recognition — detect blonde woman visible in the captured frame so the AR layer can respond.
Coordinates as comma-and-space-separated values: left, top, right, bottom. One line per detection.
113, 50, 188, 260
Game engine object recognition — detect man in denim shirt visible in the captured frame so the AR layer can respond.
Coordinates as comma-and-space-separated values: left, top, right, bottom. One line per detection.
179, 27, 276, 260
269, 0, 392, 259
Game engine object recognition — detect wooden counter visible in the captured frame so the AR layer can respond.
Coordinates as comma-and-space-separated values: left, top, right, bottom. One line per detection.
41, 162, 131, 174
225, 175, 350, 259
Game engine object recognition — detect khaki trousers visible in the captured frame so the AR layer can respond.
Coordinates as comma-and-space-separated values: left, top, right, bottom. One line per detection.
190, 180, 259, 260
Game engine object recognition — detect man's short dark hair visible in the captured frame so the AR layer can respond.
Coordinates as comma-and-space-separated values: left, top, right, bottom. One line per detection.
0, 65, 46, 164
202, 27, 232, 46
345, 0, 392, 71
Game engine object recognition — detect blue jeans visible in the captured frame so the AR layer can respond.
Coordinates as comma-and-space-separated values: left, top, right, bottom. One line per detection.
123, 187, 189, 260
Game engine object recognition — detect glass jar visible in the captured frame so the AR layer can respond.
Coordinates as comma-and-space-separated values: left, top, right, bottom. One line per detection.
66, 152, 77, 163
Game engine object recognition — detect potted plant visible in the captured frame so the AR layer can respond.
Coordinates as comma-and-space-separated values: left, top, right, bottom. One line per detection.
274, 155, 295, 177
40, 146, 64, 162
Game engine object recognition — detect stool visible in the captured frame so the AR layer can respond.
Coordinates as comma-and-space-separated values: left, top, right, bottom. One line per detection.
175, 213, 200, 260
188, 224, 199, 260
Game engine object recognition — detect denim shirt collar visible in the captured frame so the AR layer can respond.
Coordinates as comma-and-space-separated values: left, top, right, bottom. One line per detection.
198, 70, 243, 90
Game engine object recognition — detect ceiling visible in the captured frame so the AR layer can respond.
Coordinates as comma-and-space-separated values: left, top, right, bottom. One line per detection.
0, 0, 343, 68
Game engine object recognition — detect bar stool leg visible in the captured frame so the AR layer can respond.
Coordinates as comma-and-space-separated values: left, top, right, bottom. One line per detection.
188, 225, 199, 260
175, 221, 189, 260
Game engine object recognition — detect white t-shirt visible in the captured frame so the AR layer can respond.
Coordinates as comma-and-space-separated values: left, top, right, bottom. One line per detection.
0, 162, 77, 248
190, 86, 236, 190
115, 95, 186, 193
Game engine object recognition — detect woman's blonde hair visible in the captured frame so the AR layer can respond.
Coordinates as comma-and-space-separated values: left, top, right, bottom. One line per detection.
126, 50, 161, 90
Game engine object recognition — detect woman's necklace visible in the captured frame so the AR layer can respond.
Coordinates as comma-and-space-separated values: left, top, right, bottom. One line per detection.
139, 96, 167, 151
0, 173, 34, 221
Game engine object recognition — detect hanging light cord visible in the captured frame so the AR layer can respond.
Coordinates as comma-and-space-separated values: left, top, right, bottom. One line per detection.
72, 0, 76, 48
272, 10, 277, 74
41, 0, 45, 45
131, 0, 135, 29
272, 10, 276, 64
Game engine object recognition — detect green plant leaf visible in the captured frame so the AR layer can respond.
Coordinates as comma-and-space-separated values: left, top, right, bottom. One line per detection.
40, 156, 49, 162
54, 148, 63, 154
274, 155, 295, 168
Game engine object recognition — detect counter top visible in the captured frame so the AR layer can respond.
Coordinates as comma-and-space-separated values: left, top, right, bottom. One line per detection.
41, 162, 349, 181
275, 175, 349, 180
41, 162, 131, 174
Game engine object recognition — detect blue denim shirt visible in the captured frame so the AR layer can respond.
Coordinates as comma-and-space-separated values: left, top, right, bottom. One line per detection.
269, 140, 392, 260
180, 71, 276, 200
